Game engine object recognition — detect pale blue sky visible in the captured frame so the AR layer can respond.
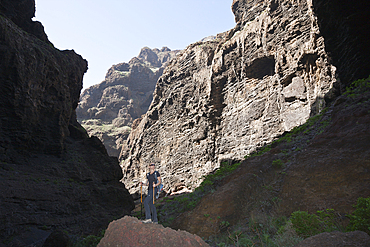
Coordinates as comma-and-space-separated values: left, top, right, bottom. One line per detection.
34, 0, 236, 91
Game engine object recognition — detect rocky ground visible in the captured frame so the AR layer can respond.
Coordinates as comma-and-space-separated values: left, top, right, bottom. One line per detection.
77, 47, 179, 157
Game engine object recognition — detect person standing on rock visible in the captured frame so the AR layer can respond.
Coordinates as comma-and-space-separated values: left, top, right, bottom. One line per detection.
140, 163, 161, 223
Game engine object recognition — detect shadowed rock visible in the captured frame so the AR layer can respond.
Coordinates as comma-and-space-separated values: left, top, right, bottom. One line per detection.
295, 231, 370, 247
0, 0, 134, 245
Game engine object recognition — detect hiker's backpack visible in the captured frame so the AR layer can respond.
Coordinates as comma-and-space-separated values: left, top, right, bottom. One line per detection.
147, 171, 163, 199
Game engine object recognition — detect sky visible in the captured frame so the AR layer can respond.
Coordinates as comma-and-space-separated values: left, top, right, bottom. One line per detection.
33, 0, 236, 91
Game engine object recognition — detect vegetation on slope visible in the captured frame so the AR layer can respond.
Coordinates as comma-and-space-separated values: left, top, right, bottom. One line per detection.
129, 76, 370, 246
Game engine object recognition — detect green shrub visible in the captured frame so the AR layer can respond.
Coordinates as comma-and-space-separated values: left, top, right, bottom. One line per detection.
274, 221, 303, 247
291, 211, 322, 238
245, 145, 272, 159
272, 159, 284, 168
291, 209, 342, 238
344, 75, 370, 96
73, 230, 105, 247
347, 197, 370, 234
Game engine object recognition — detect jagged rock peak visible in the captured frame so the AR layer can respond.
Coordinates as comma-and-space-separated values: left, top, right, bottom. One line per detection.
77, 47, 180, 157
199, 35, 217, 42
137, 46, 178, 67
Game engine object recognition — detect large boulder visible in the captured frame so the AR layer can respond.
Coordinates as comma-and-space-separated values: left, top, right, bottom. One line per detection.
97, 216, 209, 247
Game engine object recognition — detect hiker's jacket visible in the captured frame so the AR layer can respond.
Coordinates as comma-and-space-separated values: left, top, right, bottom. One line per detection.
147, 171, 160, 192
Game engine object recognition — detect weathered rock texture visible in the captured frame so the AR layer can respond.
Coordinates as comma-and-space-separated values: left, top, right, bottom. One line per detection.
120, 0, 339, 194
97, 216, 209, 247
0, 9, 86, 156
77, 47, 179, 156
0, 1, 134, 245
295, 231, 370, 247
171, 84, 370, 238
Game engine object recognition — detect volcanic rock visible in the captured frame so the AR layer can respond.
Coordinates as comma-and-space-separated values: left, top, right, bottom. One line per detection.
0, 1, 134, 245
171, 83, 370, 238
97, 216, 209, 247
120, 0, 339, 194
77, 47, 179, 156
295, 231, 370, 247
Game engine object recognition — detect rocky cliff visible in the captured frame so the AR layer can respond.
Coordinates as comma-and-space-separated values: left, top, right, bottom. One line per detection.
77, 47, 179, 156
0, 1, 134, 245
171, 83, 370, 238
121, 0, 340, 194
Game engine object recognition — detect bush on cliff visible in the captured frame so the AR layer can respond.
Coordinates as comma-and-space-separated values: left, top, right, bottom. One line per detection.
347, 197, 370, 235
289, 197, 370, 239
290, 209, 343, 238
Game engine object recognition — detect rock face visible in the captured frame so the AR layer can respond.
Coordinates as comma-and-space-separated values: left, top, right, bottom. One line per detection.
120, 0, 338, 194
295, 231, 370, 247
97, 216, 209, 247
312, 0, 370, 86
77, 47, 179, 156
0, 10, 86, 156
171, 84, 370, 238
0, 1, 134, 245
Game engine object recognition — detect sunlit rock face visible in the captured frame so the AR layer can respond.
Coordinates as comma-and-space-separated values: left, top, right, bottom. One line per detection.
77, 47, 179, 156
120, 0, 339, 194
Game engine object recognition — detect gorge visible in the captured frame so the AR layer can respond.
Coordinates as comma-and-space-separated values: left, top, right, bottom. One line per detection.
0, 0, 369, 246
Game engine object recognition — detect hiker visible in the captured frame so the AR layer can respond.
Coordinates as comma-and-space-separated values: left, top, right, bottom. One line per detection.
140, 163, 161, 223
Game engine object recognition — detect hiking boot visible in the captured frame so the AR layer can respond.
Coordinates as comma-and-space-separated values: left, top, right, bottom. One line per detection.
152, 221, 158, 224
142, 219, 152, 224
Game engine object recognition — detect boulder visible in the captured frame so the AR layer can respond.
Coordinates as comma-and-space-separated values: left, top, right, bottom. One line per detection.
97, 216, 209, 247
295, 231, 370, 247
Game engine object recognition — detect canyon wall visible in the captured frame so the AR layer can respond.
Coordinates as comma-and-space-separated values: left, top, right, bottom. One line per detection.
0, 0, 134, 244
120, 0, 339, 194
77, 47, 179, 156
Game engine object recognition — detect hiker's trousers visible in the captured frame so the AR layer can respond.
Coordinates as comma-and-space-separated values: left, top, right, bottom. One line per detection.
144, 189, 158, 222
